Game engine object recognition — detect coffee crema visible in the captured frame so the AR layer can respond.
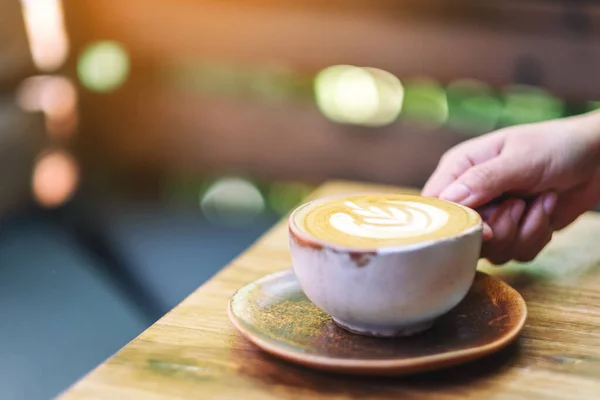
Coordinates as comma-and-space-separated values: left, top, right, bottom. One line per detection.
293, 194, 481, 248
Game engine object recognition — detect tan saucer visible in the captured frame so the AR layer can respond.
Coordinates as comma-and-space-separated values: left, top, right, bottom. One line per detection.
228, 269, 527, 376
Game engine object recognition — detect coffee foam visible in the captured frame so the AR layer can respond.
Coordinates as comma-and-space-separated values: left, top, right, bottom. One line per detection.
293, 194, 481, 249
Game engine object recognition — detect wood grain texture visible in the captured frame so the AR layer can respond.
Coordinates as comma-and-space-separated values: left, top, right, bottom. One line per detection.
229, 270, 527, 376
60, 181, 600, 399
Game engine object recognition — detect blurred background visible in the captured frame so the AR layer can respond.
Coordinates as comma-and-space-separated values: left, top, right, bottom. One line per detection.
1, 0, 600, 398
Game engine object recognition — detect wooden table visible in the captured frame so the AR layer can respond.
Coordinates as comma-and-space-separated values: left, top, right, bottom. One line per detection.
61, 181, 600, 399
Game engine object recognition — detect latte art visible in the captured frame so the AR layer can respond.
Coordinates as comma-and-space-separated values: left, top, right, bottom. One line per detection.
330, 201, 449, 239
293, 194, 481, 249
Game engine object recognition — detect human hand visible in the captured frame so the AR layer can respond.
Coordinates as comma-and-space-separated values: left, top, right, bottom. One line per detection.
422, 111, 600, 264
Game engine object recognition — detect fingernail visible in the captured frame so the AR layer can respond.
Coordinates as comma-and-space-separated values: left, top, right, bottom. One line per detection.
510, 200, 526, 223
482, 223, 493, 241
440, 183, 471, 203
543, 192, 558, 215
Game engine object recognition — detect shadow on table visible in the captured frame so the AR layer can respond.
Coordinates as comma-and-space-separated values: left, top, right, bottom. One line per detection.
234, 339, 520, 396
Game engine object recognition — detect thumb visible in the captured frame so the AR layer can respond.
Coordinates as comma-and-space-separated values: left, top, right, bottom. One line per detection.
438, 156, 525, 208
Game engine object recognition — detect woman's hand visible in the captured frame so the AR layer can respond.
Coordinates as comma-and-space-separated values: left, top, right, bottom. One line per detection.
422, 111, 600, 264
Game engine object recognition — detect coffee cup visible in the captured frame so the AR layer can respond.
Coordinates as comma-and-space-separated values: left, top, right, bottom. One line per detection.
288, 193, 483, 337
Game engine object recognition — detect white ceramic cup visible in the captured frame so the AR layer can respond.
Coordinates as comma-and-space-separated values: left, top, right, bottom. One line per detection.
288, 194, 483, 337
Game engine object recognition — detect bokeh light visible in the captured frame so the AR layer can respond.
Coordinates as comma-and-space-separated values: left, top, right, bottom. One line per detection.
268, 182, 313, 216
200, 178, 265, 226
77, 41, 130, 92
314, 65, 404, 127
587, 101, 600, 112
178, 62, 242, 96
400, 78, 448, 128
17, 75, 77, 139
500, 85, 564, 126
247, 65, 298, 103
20, 0, 69, 71
171, 61, 313, 104
446, 79, 503, 136
315, 65, 378, 125
32, 150, 79, 208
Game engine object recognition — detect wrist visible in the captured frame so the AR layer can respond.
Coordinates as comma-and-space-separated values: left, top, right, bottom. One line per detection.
571, 110, 600, 165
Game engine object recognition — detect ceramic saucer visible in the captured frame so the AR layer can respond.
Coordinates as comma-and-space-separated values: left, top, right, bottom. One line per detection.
228, 269, 527, 376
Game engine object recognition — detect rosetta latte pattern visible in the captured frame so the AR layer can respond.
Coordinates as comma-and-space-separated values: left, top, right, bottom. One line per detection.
329, 200, 450, 239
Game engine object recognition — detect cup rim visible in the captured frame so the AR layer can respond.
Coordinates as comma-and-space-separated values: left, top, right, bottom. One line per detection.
288, 192, 483, 254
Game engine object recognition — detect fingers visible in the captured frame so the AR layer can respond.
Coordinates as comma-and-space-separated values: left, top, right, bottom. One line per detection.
552, 172, 600, 230
515, 229, 553, 263
476, 202, 500, 242
482, 192, 557, 265
512, 193, 557, 262
421, 124, 600, 263
482, 223, 493, 241
500, 177, 599, 263
477, 203, 500, 220
422, 134, 506, 198
481, 198, 526, 264
422, 153, 473, 198
439, 155, 529, 209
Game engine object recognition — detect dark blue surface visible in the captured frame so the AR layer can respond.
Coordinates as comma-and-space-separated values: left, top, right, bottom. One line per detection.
0, 206, 277, 399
